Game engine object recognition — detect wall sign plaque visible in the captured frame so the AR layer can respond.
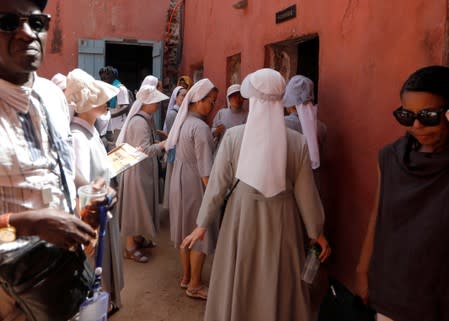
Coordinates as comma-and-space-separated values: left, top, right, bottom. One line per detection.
275, 5, 296, 24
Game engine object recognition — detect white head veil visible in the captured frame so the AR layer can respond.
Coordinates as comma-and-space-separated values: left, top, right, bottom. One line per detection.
65, 68, 119, 114
283, 75, 320, 169
142, 75, 159, 88
226, 84, 241, 108
165, 79, 215, 150
167, 86, 183, 112
163, 86, 184, 132
116, 77, 169, 145
236, 68, 287, 198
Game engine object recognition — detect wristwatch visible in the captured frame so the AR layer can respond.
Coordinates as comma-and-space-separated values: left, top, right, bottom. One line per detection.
0, 213, 16, 243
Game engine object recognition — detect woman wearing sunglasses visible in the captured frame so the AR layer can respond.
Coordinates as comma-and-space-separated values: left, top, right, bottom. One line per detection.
356, 66, 449, 321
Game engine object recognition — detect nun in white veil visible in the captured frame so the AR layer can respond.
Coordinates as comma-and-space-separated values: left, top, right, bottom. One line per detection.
283, 75, 327, 170
162, 86, 187, 209
166, 78, 218, 300
116, 82, 169, 263
182, 69, 330, 321
163, 86, 187, 133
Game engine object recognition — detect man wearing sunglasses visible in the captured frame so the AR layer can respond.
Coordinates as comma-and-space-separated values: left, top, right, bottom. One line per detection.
0, 1, 97, 320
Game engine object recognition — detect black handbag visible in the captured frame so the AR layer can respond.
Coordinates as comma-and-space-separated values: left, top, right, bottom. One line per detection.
318, 277, 376, 321
0, 237, 94, 321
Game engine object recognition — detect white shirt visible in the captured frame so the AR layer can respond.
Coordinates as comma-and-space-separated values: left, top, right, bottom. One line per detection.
71, 117, 112, 186
0, 75, 75, 213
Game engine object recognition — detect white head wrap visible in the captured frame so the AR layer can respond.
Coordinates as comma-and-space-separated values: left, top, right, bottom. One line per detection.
116, 78, 169, 146
65, 68, 119, 114
226, 84, 241, 108
141, 75, 159, 87
283, 75, 320, 169
165, 79, 215, 150
51, 73, 67, 91
163, 86, 184, 132
168, 86, 184, 112
237, 68, 287, 198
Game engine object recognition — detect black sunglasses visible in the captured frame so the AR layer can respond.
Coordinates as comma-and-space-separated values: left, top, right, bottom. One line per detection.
0, 13, 51, 33
393, 106, 448, 127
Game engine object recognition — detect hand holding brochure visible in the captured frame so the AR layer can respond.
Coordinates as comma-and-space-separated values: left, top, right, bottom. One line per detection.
107, 143, 148, 178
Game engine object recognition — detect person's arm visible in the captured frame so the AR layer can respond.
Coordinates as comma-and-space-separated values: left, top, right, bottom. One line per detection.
181, 130, 235, 249
8, 209, 96, 249
194, 124, 214, 185
294, 142, 325, 239
111, 85, 131, 117
356, 165, 381, 303
211, 109, 226, 138
293, 141, 331, 261
72, 130, 91, 187
110, 104, 131, 118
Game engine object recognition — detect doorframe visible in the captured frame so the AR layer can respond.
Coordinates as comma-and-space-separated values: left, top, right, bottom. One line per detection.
103, 38, 164, 80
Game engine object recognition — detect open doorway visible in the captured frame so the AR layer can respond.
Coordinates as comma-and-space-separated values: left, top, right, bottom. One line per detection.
105, 42, 153, 93
297, 36, 319, 101
265, 34, 320, 102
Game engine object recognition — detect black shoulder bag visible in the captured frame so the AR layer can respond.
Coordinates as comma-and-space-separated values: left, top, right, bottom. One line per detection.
318, 277, 376, 321
0, 97, 94, 321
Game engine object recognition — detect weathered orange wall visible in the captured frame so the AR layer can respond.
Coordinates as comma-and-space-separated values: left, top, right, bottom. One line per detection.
181, 0, 448, 289
39, 0, 170, 78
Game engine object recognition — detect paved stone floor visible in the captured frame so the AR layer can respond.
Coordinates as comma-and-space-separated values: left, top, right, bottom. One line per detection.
110, 209, 212, 321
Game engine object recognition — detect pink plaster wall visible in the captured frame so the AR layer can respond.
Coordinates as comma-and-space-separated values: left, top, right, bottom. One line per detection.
181, 0, 448, 289
39, 0, 170, 78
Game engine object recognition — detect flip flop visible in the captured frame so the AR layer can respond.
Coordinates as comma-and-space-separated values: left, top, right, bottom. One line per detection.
186, 285, 208, 300
124, 249, 149, 263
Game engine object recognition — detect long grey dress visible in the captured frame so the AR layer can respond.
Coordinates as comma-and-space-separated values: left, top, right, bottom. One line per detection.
71, 117, 124, 307
169, 112, 217, 254
212, 107, 247, 146
162, 106, 179, 209
118, 111, 162, 239
197, 125, 325, 321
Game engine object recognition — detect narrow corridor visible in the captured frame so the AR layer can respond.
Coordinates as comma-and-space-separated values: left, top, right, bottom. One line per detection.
111, 209, 211, 321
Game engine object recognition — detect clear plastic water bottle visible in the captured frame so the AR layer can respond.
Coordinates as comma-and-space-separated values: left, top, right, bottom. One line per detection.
301, 243, 322, 285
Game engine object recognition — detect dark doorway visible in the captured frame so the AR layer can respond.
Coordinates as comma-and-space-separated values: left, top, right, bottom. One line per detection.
297, 36, 319, 103
265, 34, 320, 102
105, 43, 153, 93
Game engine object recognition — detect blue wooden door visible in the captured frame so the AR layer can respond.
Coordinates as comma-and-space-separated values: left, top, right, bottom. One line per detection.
78, 39, 105, 79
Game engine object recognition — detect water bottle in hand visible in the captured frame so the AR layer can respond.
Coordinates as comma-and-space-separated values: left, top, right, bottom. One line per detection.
301, 243, 322, 285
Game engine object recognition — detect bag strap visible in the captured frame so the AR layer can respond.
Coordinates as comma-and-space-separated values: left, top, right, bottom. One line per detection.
33, 94, 74, 214
133, 113, 157, 142
225, 179, 240, 201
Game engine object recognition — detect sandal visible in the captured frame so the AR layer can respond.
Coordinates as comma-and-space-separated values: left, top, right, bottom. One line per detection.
134, 236, 157, 249
180, 279, 189, 289
124, 249, 149, 263
186, 285, 208, 300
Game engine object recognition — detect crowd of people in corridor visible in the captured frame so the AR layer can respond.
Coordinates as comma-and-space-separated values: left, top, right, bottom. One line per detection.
1, 1, 449, 321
